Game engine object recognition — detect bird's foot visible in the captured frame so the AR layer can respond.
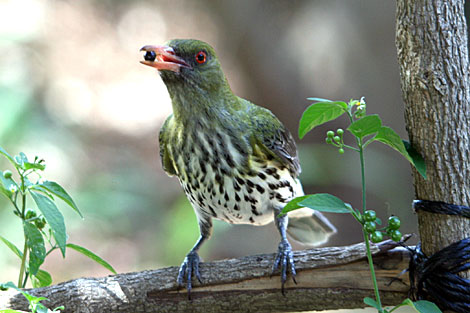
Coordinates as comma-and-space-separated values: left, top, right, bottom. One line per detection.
271, 239, 297, 295
177, 250, 202, 299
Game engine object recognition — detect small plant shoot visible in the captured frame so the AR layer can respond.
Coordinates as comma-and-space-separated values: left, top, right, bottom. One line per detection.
282, 98, 439, 313
0, 147, 116, 290
0, 281, 64, 312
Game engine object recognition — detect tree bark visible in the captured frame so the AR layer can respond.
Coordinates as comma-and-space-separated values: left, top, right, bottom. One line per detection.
395, 0, 470, 268
0, 241, 410, 313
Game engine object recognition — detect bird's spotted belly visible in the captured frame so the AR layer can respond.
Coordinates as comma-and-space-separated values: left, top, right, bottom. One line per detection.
178, 156, 302, 226
170, 127, 303, 225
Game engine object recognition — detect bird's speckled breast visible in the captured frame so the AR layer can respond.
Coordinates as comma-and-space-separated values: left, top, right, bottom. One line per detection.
168, 125, 303, 226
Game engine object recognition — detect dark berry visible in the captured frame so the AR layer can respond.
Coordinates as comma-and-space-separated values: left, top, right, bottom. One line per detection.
144, 51, 156, 62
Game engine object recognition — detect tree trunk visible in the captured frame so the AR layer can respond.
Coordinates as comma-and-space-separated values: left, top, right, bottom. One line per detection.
0, 241, 410, 313
396, 0, 470, 272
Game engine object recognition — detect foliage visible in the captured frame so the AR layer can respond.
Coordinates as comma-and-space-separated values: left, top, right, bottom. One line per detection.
282, 98, 439, 313
0, 147, 116, 289
0, 282, 63, 313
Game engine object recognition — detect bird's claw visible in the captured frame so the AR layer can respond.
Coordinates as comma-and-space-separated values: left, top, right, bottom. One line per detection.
177, 250, 202, 299
272, 240, 296, 295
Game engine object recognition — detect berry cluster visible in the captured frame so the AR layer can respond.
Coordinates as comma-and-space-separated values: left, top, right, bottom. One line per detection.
325, 128, 345, 154
362, 210, 402, 243
24, 208, 47, 230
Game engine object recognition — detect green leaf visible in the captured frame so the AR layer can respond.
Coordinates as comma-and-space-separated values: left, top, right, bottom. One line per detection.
31, 269, 52, 288
391, 298, 442, 313
374, 126, 412, 163
389, 298, 414, 312
2, 282, 52, 312
279, 195, 309, 215
14, 152, 28, 169
0, 235, 23, 259
299, 101, 347, 138
34, 305, 50, 313
403, 140, 427, 179
30, 192, 67, 257
413, 300, 442, 313
32, 181, 82, 218
347, 114, 382, 139
364, 297, 381, 309
298, 193, 352, 213
67, 243, 117, 274
0, 146, 16, 166
0, 309, 29, 313
1, 282, 33, 302
23, 222, 46, 276
23, 162, 45, 171
306, 98, 348, 109
1, 281, 17, 289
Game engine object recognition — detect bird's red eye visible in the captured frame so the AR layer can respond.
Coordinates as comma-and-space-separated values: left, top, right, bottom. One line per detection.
195, 51, 207, 64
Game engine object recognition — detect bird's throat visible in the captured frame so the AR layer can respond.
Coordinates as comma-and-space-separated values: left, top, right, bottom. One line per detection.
164, 80, 238, 124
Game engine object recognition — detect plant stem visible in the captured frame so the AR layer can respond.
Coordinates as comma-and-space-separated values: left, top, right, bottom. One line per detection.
22, 272, 29, 289
359, 142, 367, 213
17, 170, 28, 288
359, 140, 383, 312
363, 229, 383, 312
20, 174, 26, 217
18, 237, 28, 288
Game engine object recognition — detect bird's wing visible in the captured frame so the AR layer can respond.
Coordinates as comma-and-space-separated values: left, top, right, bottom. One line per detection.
249, 104, 301, 177
159, 114, 177, 176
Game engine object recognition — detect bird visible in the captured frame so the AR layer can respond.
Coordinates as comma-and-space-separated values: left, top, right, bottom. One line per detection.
140, 39, 336, 297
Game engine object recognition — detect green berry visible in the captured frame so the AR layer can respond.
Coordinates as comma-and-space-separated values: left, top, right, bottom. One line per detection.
364, 221, 376, 233
25, 209, 37, 220
35, 217, 46, 230
326, 137, 333, 144
333, 136, 341, 143
337, 128, 344, 135
388, 216, 401, 230
338, 148, 345, 154
3, 170, 12, 179
327, 131, 335, 138
364, 210, 376, 222
390, 229, 402, 242
370, 231, 383, 243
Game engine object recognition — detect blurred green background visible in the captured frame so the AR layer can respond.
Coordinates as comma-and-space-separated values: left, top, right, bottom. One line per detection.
1, 0, 417, 286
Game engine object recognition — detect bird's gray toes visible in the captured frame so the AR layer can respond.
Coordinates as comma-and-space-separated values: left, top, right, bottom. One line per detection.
177, 250, 202, 299
272, 240, 296, 294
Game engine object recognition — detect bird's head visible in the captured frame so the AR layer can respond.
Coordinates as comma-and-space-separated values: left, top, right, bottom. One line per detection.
140, 39, 228, 95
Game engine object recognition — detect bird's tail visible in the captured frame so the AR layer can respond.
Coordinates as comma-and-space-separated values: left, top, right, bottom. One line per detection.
286, 207, 336, 247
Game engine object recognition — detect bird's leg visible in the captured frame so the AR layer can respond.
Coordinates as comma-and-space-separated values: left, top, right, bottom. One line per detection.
272, 208, 296, 294
177, 215, 212, 299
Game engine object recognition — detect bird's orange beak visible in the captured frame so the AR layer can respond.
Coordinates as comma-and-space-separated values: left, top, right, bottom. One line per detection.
140, 45, 190, 73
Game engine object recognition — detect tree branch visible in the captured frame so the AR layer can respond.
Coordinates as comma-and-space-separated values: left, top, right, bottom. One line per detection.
1, 240, 411, 313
